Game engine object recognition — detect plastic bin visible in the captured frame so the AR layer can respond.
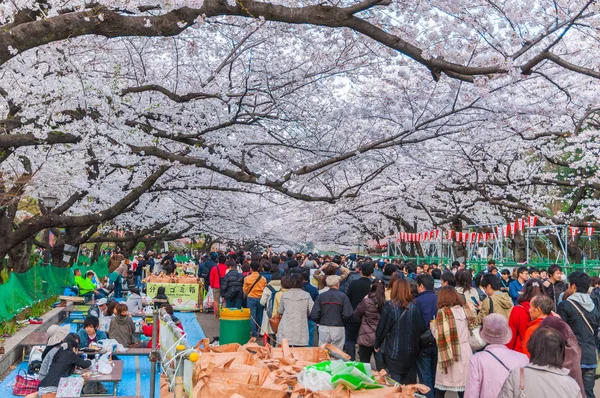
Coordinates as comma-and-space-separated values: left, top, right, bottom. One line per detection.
219, 307, 251, 344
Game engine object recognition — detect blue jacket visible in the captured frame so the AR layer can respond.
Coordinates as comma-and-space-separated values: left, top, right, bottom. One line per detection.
78, 329, 108, 348
508, 280, 523, 304
303, 281, 319, 301
414, 290, 438, 324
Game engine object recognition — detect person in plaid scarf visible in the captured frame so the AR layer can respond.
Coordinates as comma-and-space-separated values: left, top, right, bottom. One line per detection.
432, 286, 473, 398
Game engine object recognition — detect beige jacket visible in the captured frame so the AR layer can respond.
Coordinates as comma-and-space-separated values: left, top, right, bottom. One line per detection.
474, 291, 513, 326
499, 364, 582, 398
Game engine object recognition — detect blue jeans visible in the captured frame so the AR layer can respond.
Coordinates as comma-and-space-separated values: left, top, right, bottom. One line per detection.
226, 298, 243, 309
246, 297, 263, 337
417, 344, 437, 398
308, 319, 316, 347
114, 276, 122, 298
135, 275, 142, 289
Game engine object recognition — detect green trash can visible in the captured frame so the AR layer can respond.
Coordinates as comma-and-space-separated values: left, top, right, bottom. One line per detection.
219, 308, 251, 345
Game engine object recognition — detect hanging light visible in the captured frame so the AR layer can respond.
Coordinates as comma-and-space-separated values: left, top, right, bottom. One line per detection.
41, 194, 59, 209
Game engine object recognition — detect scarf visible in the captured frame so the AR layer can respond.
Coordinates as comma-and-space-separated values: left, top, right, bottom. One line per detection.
436, 306, 461, 373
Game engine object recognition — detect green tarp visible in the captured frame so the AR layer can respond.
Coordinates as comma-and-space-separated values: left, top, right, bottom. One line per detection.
0, 255, 111, 322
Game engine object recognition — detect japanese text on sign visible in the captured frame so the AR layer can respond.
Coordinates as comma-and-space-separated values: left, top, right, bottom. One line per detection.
146, 282, 200, 310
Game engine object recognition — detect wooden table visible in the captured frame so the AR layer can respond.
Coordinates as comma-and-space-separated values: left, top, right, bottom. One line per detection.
21, 332, 49, 361
83, 359, 123, 396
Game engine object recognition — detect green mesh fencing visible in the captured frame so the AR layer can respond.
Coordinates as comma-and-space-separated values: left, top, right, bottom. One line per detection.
175, 255, 191, 262
0, 255, 110, 322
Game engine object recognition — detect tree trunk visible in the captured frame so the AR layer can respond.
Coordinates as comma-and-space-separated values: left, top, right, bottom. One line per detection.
451, 219, 466, 260
512, 232, 527, 262
7, 237, 33, 273
92, 242, 102, 263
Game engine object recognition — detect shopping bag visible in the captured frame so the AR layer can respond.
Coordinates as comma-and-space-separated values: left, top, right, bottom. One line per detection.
12, 370, 40, 396
56, 376, 84, 397
468, 327, 487, 351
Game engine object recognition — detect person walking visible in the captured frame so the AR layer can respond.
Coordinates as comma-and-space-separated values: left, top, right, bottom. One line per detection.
374, 278, 427, 384
474, 274, 513, 326
522, 294, 553, 357
209, 254, 228, 318
310, 275, 353, 350
431, 286, 472, 398
243, 261, 267, 339
508, 266, 529, 305
345, 262, 374, 360
506, 278, 543, 353
221, 259, 244, 309
414, 274, 438, 398
353, 279, 385, 366
465, 314, 529, 398
540, 315, 585, 397
498, 327, 582, 398
277, 274, 314, 346
260, 271, 282, 342
544, 264, 567, 310
455, 270, 480, 313
558, 271, 600, 398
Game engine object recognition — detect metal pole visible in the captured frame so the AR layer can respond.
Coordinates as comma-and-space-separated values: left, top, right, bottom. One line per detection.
149, 309, 159, 398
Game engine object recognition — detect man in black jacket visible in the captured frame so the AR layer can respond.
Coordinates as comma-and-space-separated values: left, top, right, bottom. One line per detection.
310, 275, 353, 350
558, 271, 600, 398
345, 262, 374, 360
544, 264, 567, 310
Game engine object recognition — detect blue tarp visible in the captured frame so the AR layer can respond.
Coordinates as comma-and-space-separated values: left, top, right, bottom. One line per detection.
0, 313, 204, 397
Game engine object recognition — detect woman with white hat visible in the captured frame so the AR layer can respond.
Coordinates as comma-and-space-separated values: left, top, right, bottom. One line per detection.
464, 314, 529, 398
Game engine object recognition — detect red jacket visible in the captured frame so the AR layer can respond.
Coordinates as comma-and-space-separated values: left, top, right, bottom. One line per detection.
209, 263, 228, 289
507, 301, 531, 353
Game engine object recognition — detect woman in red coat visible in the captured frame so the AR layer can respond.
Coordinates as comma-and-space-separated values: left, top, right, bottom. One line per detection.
506, 278, 543, 352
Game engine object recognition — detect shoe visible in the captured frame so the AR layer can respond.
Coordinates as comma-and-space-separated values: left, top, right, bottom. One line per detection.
29, 318, 43, 324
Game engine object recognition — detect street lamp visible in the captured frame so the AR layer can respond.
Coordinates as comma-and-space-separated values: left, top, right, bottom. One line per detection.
41, 194, 59, 209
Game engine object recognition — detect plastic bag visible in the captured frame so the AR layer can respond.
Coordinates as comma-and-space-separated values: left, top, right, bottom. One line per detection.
97, 339, 126, 353
298, 369, 335, 391
29, 346, 44, 363
97, 353, 113, 374
303, 360, 381, 391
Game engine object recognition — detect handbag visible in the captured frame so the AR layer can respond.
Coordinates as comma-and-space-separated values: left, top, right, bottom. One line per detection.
419, 329, 435, 348
269, 314, 282, 333
12, 370, 40, 396
56, 376, 84, 398
468, 326, 487, 351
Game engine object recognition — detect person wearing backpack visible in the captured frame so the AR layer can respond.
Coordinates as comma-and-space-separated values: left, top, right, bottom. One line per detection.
558, 271, 600, 398
243, 261, 267, 339
260, 271, 282, 340
221, 259, 244, 309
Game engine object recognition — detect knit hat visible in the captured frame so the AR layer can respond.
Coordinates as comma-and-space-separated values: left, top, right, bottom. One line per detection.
480, 313, 512, 345
326, 275, 341, 287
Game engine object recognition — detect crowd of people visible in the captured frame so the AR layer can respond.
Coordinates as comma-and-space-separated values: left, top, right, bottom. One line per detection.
200, 251, 597, 398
